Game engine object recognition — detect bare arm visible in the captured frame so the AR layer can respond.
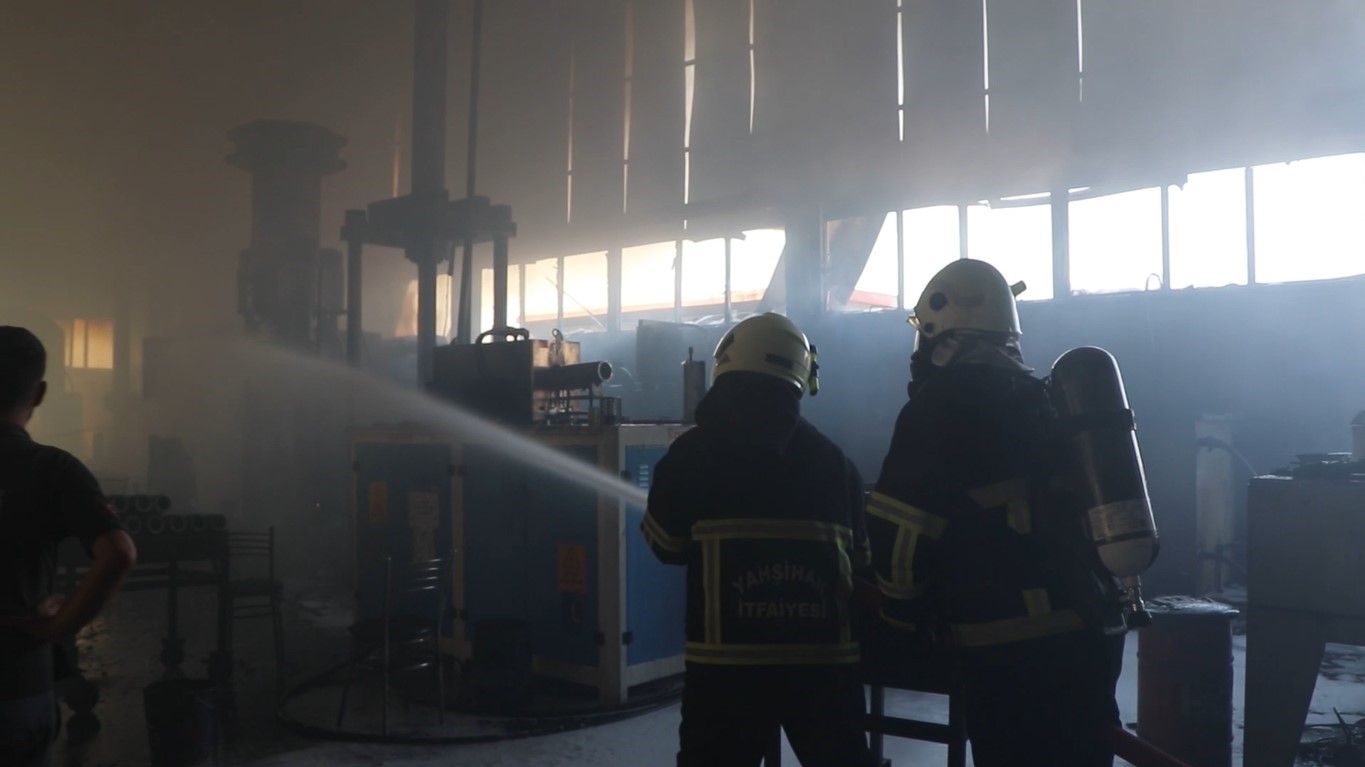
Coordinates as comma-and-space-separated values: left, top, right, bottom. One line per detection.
25, 530, 137, 642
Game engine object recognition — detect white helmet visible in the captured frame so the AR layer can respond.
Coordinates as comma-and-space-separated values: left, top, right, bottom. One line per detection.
909, 259, 1025, 343
713, 313, 819, 396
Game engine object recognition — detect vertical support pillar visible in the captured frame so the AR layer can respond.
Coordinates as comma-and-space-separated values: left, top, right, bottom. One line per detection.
957, 204, 969, 260
723, 238, 733, 323
783, 206, 824, 325
1160, 185, 1172, 289
1245, 167, 1257, 285
895, 209, 906, 309
493, 234, 510, 330
674, 240, 683, 324
343, 209, 366, 366
606, 246, 622, 333
456, 0, 487, 344
1051, 189, 1070, 299
410, 0, 449, 386
1195, 416, 1237, 595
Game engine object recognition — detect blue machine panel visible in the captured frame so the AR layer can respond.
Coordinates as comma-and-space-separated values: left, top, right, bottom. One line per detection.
461, 447, 531, 625
462, 445, 601, 669
353, 440, 453, 622
624, 444, 687, 666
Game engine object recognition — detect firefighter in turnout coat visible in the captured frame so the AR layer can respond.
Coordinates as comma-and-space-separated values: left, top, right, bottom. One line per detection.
642, 312, 878, 767
869, 260, 1127, 767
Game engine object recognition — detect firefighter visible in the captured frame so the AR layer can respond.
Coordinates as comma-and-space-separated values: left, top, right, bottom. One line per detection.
868, 260, 1127, 767
642, 312, 878, 767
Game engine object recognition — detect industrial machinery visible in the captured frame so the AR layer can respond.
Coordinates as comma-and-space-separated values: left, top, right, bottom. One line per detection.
1244, 456, 1365, 767
432, 328, 615, 426
352, 328, 688, 707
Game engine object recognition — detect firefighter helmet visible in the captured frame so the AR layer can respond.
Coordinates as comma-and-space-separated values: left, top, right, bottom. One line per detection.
909, 259, 1026, 342
713, 313, 819, 396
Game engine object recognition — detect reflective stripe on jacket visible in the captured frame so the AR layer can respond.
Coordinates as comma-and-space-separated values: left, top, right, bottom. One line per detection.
870, 364, 1089, 648
643, 415, 870, 666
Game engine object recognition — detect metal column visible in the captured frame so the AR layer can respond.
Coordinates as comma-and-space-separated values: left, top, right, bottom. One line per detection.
409, 0, 449, 387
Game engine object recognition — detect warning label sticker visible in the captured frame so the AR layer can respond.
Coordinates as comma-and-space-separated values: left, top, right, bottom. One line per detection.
558, 543, 588, 593
1087, 500, 1153, 542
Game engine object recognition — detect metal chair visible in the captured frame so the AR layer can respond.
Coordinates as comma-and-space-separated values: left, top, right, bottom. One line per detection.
335, 556, 449, 736
224, 528, 285, 686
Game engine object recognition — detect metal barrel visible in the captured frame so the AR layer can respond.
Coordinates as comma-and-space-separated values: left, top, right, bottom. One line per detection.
1137, 596, 1239, 767
532, 361, 613, 391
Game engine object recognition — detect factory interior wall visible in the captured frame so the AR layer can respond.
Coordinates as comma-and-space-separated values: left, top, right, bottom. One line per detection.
588, 275, 1365, 597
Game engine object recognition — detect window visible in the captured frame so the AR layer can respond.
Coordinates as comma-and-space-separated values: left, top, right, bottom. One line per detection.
681, 238, 727, 317
1253, 153, 1365, 284
562, 251, 609, 320
730, 229, 784, 305
1168, 169, 1247, 289
1069, 188, 1163, 293
622, 241, 678, 312
967, 202, 1053, 300
65, 319, 114, 370
478, 266, 524, 332
523, 258, 560, 323
394, 276, 453, 339
903, 206, 960, 304
852, 213, 900, 309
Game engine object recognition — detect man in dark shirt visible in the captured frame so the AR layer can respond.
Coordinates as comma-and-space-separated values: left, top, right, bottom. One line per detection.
0, 326, 137, 767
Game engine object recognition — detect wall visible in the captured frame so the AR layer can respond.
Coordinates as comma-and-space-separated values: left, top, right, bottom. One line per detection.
588, 276, 1365, 596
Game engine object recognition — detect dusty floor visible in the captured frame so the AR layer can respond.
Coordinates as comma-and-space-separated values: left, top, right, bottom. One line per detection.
48, 579, 1365, 767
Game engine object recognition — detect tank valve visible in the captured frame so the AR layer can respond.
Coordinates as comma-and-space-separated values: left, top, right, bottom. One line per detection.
1122, 577, 1153, 629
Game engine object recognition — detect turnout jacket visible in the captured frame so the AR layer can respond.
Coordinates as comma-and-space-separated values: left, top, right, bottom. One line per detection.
870, 363, 1110, 649
642, 376, 871, 666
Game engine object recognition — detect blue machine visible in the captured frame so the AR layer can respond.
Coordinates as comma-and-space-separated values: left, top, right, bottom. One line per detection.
452, 424, 687, 703
350, 432, 455, 623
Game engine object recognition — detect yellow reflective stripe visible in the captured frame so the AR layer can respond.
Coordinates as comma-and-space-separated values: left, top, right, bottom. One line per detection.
1022, 588, 1051, 618
877, 573, 929, 601
951, 608, 1085, 648
880, 609, 920, 633
891, 528, 919, 586
703, 540, 722, 643
969, 478, 1032, 535
867, 492, 947, 540
685, 642, 861, 666
692, 518, 852, 544
641, 512, 691, 553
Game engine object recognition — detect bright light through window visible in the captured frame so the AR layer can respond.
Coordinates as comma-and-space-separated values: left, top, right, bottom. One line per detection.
64, 319, 114, 370
1253, 153, 1365, 284
1169, 169, 1247, 289
682, 239, 727, 312
853, 213, 899, 308
395, 275, 454, 339
1069, 188, 1163, 293
966, 202, 1053, 300
523, 258, 560, 323
903, 206, 960, 304
479, 266, 524, 333
562, 251, 609, 319
730, 229, 784, 304
623, 241, 677, 312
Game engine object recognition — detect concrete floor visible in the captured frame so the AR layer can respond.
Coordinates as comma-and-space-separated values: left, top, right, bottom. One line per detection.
49, 580, 1365, 767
